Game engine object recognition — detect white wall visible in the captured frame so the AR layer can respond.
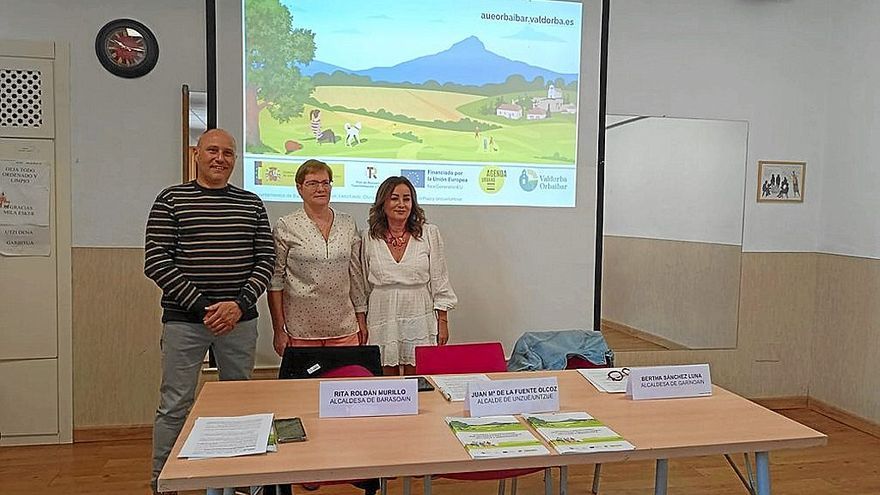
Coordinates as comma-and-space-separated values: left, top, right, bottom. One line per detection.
819, 1, 880, 259
604, 115, 748, 245
1, 0, 601, 361
806, 1, 880, 424
606, 0, 832, 253
2, 1, 835, 275
7, 0, 880, 423
5, 0, 864, 353
0, 0, 206, 247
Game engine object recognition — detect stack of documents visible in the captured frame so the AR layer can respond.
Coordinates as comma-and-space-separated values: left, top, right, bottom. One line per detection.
179, 413, 274, 459
446, 415, 550, 459
577, 368, 629, 393
431, 374, 490, 401
523, 412, 634, 454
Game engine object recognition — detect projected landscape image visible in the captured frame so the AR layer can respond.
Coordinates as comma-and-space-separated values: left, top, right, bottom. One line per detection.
244, 0, 583, 206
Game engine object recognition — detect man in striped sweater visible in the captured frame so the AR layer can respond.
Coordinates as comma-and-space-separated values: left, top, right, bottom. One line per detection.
145, 128, 275, 494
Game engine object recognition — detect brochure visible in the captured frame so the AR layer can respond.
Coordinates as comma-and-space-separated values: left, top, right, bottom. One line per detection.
431, 374, 491, 401
267, 424, 278, 453
445, 415, 550, 459
523, 412, 635, 454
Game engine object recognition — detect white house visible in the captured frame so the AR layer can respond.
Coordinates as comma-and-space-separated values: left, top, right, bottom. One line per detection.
496, 103, 523, 120
526, 108, 548, 120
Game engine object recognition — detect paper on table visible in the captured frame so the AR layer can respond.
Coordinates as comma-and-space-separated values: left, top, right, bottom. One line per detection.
523, 412, 635, 454
446, 415, 550, 459
179, 413, 274, 459
577, 368, 629, 393
430, 374, 490, 401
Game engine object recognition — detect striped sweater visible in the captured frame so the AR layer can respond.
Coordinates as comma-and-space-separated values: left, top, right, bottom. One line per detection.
144, 181, 275, 323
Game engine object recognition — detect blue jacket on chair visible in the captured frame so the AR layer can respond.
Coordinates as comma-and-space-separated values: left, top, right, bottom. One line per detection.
507, 329, 613, 371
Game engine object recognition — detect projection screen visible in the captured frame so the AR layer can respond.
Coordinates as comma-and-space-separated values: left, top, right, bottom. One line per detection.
242, 0, 584, 207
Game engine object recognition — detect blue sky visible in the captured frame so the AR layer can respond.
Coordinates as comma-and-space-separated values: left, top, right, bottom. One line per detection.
273, 0, 583, 74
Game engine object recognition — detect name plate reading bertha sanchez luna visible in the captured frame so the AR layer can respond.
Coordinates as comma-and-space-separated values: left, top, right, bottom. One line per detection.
625, 364, 712, 400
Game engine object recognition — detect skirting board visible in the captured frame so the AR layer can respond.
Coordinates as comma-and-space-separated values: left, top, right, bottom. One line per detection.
601, 319, 687, 350
808, 397, 880, 439
751, 396, 809, 410
752, 396, 880, 438
74, 424, 152, 443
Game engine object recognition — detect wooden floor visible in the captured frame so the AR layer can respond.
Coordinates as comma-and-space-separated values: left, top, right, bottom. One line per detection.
601, 325, 669, 352
2, 408, 878, 494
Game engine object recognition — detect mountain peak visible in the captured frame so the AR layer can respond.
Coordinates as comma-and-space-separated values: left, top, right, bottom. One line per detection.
449, 36, 486, 51
306, 34, 577, 87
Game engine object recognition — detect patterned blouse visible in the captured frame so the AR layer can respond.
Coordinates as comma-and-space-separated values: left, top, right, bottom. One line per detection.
270, 208, 362, 339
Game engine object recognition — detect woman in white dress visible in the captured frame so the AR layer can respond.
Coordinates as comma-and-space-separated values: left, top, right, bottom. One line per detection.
354, 176, 457, 375
268, 159, 366, 356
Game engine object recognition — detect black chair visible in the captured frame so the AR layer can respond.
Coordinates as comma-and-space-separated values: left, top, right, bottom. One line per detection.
278, 345, 383, 379
265, 345, 383, 495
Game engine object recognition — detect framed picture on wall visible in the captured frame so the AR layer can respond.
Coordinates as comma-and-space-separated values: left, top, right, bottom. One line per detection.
757, 160, 805, 203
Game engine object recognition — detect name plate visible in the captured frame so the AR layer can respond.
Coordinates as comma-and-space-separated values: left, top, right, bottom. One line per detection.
466, 377, 559, 417
319, 379, 418, 418
625, 364, 712, 400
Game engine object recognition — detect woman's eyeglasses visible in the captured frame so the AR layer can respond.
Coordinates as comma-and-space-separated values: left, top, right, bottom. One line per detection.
607, 367, 630, 381
301, 180, 332, 189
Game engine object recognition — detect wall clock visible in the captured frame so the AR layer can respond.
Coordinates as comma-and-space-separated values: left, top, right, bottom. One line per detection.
95, 19, 159, 78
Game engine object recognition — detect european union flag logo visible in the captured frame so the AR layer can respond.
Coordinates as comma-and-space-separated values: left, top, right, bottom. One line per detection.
401, 169, 426, 188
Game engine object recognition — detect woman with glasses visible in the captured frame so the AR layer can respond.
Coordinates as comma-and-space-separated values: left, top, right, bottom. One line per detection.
353, 176, 457, 375
268, 159, 366, 354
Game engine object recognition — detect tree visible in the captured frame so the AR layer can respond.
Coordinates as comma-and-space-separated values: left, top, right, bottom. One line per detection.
530, 75, 545, 91
245, 0, 316, 151
504, 74, 529, 93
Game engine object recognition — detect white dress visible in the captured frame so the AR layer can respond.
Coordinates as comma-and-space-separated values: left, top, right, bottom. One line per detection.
354, 223, 457, 366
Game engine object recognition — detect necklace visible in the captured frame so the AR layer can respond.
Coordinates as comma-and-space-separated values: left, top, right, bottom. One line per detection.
385, 229, 408, 248
308, 209, 333, 240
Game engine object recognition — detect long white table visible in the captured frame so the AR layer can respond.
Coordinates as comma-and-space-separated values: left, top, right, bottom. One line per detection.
159, 370, 826, 494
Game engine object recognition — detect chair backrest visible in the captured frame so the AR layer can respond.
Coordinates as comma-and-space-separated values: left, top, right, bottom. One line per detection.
319, 364, 376, 378
415, 342, 507, 375
279, 345, 382, 379
508, 329, 613, 371
566, 355, 610, 369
